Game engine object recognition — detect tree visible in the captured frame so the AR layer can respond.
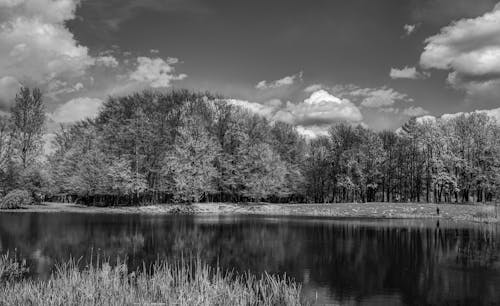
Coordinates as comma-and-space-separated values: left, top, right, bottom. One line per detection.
10, 87, 45, 169
161, 117, 220, 203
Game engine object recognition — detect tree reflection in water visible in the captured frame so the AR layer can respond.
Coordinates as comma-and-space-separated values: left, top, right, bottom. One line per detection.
0, 213, 499, 305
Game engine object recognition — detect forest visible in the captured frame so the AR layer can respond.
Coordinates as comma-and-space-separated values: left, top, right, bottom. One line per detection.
1, 87, 499, 206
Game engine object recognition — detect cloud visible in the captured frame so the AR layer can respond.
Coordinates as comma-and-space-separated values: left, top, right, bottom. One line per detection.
227, 98, 277, 118
403, 24, 417, 36
129, 56, 187, 88
303, 83, 323, 92
415, 115, 437, 124
402, 106, 429, 117
330, 84, 413, 109
420, 4, 500, 98
228, 89, 362, 129
355, 87, 412, 108
281, 90, 362, 126
0, 0, 94, 84
49, 97, 103, 123
295, 125, 329, 139
95, 55, 119, 68
255, 71, 303, 89
390, 66, 428, 79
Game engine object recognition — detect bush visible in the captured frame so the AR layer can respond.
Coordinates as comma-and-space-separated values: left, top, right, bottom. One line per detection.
0, 189, 33, 209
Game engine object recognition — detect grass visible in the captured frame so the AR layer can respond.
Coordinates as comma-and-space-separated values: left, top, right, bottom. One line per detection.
0, 254, 303, 306
471, 205, 498, 222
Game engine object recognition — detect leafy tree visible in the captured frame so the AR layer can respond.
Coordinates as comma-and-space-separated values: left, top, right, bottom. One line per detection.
162, 117, 220, 203
10, 87, 45, 169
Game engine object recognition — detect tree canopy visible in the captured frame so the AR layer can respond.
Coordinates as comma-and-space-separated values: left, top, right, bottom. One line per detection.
2, 87, 500, 205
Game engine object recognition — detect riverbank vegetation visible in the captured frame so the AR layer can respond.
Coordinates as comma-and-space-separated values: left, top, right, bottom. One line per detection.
0, 87, 499, 206
0, 255, 302, 306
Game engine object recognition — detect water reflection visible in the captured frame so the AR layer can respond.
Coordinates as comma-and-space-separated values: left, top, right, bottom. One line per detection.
0, 213, 498, 305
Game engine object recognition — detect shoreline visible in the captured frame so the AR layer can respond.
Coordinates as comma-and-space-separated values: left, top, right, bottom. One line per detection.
2, 201, 498, 223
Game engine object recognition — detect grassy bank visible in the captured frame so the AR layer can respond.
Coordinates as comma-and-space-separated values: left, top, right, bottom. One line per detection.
0, 254, 303, 306
5, 201, 499, 223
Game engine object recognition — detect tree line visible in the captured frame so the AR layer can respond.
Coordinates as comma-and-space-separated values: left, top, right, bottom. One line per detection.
1, 87, 499, 205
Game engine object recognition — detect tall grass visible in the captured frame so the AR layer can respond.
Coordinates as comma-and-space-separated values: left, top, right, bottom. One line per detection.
0, 255, 303, 305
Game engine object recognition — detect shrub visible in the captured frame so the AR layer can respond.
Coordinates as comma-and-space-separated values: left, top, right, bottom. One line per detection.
0, 189, 33, 209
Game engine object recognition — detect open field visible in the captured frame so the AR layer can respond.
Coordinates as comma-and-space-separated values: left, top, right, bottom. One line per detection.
0, 254, 302, 306
4, 201, 499, 223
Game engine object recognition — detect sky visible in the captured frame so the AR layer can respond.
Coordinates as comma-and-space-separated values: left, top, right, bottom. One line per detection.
1, 0, 500, 136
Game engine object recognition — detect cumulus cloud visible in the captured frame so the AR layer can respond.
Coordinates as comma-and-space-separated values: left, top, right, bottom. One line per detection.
228, 89, 362, 129
255, 71, 303, 89
280, 90, 362, 126
129, 56, 187, 88
0, 0, 93, 84
49, 97, 103, 123
95, 55, 119, 68
420, 4, 500, 98
390, 66, 428, 79
402, 106, 429, 117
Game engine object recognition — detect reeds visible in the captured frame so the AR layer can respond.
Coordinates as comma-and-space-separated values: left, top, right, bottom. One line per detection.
0, 255, 303, 305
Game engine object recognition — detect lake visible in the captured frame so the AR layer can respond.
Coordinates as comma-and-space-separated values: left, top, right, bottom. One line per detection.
0, 212, 499, 305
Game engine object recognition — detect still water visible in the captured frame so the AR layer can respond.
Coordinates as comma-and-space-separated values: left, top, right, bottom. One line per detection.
0, 212, 499, 305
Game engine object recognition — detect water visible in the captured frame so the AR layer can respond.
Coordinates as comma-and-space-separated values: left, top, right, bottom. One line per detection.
0, 212, 499, 305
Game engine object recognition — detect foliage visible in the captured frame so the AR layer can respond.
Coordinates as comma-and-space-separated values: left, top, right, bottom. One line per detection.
0, 189, 33, 209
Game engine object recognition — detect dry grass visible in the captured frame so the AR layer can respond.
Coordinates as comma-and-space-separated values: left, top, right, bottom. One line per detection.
0, 255, 303, 306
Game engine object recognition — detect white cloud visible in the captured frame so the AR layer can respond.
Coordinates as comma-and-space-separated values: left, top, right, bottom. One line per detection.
228, 89, 362, 128
49, 97, 103, 123
402, 106, 429, 117
330, 84, 413, 109
303, 83, 323, 92
420, 4, 500, 97
255, 71, 303, 89
129, 56, 187, 88
283, 90, 362, 125
96, 55, 119, 68
296, 125, 329, 139
415, 115, 437, 124
0, 0, 94, 85
390, 66, 428, 79
0, 0, 79, 23
356, 87, 412, 108
403, 24, 417, 36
